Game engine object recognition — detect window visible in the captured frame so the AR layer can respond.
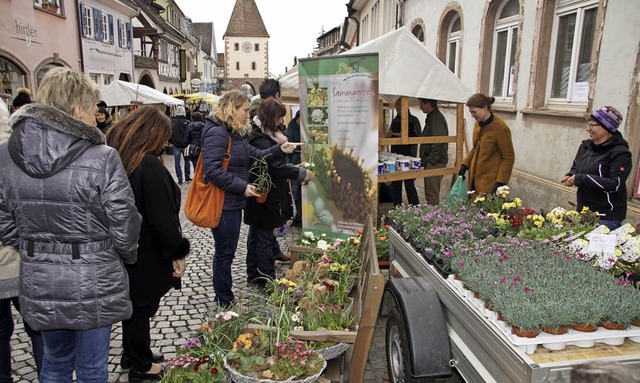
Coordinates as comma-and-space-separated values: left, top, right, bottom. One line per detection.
251, 62, 256, 70
547, 0, 597, 103
446, 15, 461, 75
490, 0, 519, 99
83, 5, 94, 38
234, 43, 239, 51
90, 73, 99, 84
236, 62, 239, 70
384, 0, 397, 34
0, 58, 27, 99
34, 0, 61, 15
255, 43, 259, 51
361, 14, 369, 43
103, 75, 112, 86
371, 1, 379, 39
412, 24, 425, 43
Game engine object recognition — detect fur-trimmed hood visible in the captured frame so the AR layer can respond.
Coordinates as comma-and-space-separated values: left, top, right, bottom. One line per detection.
7, 103, 106, 178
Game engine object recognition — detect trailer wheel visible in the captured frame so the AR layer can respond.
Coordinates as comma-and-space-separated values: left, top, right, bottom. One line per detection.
386, 307, 432, 383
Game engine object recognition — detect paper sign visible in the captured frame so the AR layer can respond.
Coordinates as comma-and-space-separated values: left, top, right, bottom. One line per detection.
572, 82, 589, 102
587, 233, 616, 255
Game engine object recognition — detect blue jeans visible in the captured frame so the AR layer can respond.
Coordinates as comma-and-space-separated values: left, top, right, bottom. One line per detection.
246, 226, 277, 284
600, 220, 622, 231
211, 209, 242, 307
40, 326, 111, 383
173, 146, 190, 182
0, 297, 44, 382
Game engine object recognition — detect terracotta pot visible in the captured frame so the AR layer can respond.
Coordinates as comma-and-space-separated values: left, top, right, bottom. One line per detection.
255, 191, 268, 203
454, 274, 462, 281
43, 4, 58, 12
571, 323, 597, 332
512, 327, 540, 338
600, 321, 627, 330
543, 326, 569, 335
497, 312, 505, 322
632, 319, 640, 327
473, 291, 481, 300
377, 258, 389, 269
484, 302, 495, 311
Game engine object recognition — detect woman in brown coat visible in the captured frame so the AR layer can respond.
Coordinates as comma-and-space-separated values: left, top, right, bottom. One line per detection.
458, 94, 515, 194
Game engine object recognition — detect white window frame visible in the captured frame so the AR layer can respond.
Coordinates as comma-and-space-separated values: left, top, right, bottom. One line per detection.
383, 0, 396, 34
101, 13, 109, 43
546, 0, 598, 105
118, 21, 126, 48
489, 0, 519, 100
84, 5, 94, 38
371, 1, 379, 39
361, 14, 369, 43
446, 15, 461, 76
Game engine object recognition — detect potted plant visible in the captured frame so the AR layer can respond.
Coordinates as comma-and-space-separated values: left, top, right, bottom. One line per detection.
248, 155, 274, 203
42, 0, 59, 12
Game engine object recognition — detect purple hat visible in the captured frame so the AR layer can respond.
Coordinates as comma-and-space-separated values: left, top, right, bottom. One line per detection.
590, 106, 623, 133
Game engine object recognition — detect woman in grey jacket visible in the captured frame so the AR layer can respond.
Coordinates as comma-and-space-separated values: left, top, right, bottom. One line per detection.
0, 68, 142, 382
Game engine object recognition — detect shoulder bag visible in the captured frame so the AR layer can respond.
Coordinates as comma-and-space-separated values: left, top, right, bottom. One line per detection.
183, 137, 231, 228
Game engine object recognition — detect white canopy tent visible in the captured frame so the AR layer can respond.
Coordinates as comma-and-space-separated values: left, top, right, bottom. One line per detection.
279, 26, 472, 102
101, 80, 184, 107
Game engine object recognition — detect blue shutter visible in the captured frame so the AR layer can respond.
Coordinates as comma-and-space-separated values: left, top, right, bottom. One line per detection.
108, 14, 114, 45
126, 22, 132, 50
117, 20, 122, 47
79, 3, 87, 37
94, 9, 103, 41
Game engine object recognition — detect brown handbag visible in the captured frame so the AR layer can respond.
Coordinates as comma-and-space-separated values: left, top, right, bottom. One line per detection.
183, 137, 231, 228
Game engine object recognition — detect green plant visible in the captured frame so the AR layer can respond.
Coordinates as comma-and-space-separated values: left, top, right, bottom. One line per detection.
163, 355, 224, 383
42, 0, 59, 7
268, 338, 325, 380
248, 155, 274, 193
225, 331, 270, 374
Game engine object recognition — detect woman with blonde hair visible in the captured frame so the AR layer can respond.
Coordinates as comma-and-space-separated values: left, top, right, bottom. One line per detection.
201, 90, 298, 307
107, 106, 189, 381
0, 67, 141, 382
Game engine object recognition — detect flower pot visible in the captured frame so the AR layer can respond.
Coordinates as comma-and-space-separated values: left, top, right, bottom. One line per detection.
600, 321, 627, 331
377, 257, 389, 269
224, 354, 327, 383
543, 326, 569, 335
632, 319, 640, 327
571, 323, 597, 332
255, 191, 268, 203
43, 3, 58, 12
511, 327, 539, 338
497, 312, 505, 322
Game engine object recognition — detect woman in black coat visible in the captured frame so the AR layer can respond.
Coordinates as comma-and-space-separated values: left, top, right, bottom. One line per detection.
244, 99, 314, 286
107, 106, 190, 382
184, 111, 205, 168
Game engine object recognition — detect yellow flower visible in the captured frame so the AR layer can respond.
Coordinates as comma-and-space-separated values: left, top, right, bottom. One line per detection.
474, 196, 485, 203
526, 215, 532, 219
614, 248, 622, 257
487, 213, 499, 221
514, 197, 522, 207
534, 221, 543, 228
294, 326, 304, 331
291, 314, 300, 322
340, 264, 347, 271
581, 206, 590, 214
330, 263, 341, 272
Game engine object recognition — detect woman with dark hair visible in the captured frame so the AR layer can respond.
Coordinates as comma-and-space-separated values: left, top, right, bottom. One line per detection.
201, 91, 298, 307
11, 88, 32, 112
245, 98, 314, 288
107, 106, 190, 381
95, 106, 113, 134
184, 111, 205, 168
459, 93, 515, 194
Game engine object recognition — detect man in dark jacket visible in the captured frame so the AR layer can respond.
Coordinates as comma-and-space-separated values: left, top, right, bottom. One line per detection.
170, 106, 191, 184
419, 98, 449, 204
285, 110, 303, 223
387, 98, 421, 206
562, 106, 632, 230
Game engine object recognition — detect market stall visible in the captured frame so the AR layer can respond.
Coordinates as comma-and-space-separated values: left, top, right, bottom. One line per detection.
101, 80, 184, 120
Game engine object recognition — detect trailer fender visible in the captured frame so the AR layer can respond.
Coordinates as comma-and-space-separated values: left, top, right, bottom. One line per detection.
385, 277, 451, 377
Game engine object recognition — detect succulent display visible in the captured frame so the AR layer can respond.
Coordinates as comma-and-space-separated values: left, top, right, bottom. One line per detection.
330, 145, 376, 223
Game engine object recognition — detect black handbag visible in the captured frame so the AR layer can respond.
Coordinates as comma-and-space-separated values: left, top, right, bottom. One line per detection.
185, 144, 202, 159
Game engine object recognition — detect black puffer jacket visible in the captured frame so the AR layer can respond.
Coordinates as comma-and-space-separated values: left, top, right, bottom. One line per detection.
567, 132, 632, 221
0, 104, 141, 331
170, 116, 190, 148
244, 124, 307, 228
184, 121, 205, 147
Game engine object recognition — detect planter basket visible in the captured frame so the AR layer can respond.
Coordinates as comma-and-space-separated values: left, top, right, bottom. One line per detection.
316, 342, 350, 361
224, 354, 326, 383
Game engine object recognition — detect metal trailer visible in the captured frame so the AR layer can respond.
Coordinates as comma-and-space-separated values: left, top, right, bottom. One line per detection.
385, 227, 640, 383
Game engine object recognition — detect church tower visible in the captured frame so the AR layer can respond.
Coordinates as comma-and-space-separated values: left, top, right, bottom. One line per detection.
223, 0, 269, 95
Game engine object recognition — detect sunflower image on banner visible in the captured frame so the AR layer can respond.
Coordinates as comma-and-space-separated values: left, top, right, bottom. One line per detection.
298, 54, 379, 237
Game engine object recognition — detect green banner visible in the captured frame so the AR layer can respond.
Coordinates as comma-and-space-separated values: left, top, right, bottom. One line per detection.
298, 53, 379, 237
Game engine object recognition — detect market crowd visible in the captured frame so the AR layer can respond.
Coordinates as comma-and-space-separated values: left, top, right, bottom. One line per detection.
0, 66, 632, 382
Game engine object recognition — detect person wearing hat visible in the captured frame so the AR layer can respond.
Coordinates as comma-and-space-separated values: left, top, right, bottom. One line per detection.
561, 106, 632, 230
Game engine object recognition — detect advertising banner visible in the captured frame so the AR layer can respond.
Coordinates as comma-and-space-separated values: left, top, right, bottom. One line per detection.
298, 54, 379, 237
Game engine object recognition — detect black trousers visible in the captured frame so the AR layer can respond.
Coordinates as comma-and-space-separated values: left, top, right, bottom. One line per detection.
392, 179, 420, 206
122, 298, 161, 372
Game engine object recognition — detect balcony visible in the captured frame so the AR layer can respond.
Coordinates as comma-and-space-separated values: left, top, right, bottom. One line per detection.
134, 55, 158, 70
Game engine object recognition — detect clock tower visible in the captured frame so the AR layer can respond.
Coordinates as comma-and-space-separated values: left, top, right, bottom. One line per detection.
222, 0, 269, 95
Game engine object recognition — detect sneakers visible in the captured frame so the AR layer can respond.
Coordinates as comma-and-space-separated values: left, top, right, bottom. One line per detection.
275, 252, 291, 263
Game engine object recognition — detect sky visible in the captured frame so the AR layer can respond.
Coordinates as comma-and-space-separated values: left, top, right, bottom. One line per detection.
174, 0, 348, 78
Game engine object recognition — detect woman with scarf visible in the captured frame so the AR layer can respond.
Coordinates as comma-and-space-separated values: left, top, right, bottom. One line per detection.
244, 98, 314, 288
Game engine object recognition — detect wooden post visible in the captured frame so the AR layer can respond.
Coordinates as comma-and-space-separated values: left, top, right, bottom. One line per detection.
456, 103, 465, 169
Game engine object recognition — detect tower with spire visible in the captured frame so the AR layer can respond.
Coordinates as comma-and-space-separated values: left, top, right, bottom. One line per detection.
222, 0, 269, 95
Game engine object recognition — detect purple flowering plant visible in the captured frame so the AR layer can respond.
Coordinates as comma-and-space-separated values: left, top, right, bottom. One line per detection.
268, 338, 325, 380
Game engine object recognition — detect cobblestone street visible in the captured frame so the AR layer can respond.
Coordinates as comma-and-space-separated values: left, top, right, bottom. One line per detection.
8, 154, 394, 383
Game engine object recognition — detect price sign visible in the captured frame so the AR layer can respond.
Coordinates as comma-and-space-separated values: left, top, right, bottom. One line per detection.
587, 234, 616, 255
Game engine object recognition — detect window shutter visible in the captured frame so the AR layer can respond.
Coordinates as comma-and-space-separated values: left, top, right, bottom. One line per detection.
117, 20, 122, 47
108, 14, 114, 45
126, 22, 132, 50
94, 9, 103, 41
79, 2, 87, 37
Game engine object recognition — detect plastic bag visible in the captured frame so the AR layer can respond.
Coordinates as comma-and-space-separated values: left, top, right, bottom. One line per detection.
445, 176, 468, 206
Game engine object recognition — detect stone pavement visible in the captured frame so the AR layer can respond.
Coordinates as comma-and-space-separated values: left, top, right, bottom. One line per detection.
8, 154, 394, 383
